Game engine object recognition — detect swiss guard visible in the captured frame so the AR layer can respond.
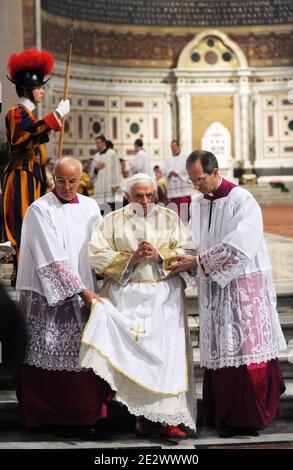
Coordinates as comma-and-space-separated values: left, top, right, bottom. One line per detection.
0, 48, 70, 285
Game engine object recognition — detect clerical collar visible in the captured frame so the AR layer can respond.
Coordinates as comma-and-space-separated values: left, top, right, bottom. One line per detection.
99, 147, 108, 155
19, 97, 36, 112
204, 177, 237, 201
52, 187, 79, 204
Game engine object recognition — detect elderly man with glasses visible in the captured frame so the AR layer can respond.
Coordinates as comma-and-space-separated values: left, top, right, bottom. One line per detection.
79, 173, 197, 439
16, 157, 112, 437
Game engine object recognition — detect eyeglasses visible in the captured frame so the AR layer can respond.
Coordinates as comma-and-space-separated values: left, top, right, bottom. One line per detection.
54, 177, 82, 187
188, 174, 210, 185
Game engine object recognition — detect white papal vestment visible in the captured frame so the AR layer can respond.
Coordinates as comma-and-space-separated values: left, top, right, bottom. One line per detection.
79, 204, 197, 429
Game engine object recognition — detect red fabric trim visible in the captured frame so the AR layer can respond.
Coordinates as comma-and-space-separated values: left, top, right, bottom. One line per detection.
198, 254, 209, 277
204, 178, 237, 201
52, 187, 79, 204
43, 112, 62, 132
247, 362, 268, 402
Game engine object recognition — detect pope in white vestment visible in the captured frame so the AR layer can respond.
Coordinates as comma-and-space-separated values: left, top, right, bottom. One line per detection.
79, 174, 197, 434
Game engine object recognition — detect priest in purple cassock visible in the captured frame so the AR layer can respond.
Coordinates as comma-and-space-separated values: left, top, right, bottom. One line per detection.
16, 157, 112, 435
170, 150, 287, 438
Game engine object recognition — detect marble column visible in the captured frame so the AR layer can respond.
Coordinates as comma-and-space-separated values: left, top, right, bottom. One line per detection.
252, 91, 262, 169
177, 90, 192, 155
165, 92, 173, 157
35, 0, 43, 119
0, 0, 24, 136
239, 79, 252, 170
233, 93, 242, 163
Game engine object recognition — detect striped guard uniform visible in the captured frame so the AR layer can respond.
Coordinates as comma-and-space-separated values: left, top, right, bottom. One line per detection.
0, 102, 61, 255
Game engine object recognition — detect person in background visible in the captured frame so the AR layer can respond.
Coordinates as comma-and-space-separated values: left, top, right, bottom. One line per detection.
153, 165, 168, 205
163, 140, 193, 223
119, 158, 129, 207
129, 138, 153, 178
90, 134, 122, 213
78, 159, 94, 198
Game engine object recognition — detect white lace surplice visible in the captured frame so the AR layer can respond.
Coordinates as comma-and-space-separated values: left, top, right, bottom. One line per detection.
16, 192, 101, 370
16, 192, 100, 302
20, 290, 88, 371
188, 187, 287, 370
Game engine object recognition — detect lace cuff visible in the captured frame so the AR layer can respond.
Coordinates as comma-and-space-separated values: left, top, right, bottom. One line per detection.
199, 242, 249, 288
38, 259, 85, 306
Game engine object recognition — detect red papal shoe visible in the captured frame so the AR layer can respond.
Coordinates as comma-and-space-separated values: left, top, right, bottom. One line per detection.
159, 425, 187, 439
134, 417, 150, 437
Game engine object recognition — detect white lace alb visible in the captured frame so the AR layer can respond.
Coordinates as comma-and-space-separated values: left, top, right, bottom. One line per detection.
198, 266, 286, 370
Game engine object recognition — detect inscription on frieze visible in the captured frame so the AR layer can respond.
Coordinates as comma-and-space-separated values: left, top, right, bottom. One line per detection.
42, 0, 293, 27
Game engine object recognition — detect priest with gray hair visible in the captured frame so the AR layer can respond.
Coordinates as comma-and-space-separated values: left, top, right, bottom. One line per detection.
79, 173, 197, 438
16, 157, 112, 436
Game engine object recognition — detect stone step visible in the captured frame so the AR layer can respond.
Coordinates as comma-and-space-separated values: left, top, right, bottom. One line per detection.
245, 188, 292, 194
276, 294, 293, 309
0, 365, 16, 390
1, 377, 293, 434
1, 416, 293, 449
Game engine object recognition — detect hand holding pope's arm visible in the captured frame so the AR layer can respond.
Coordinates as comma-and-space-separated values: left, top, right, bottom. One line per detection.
79, 289, 102, 311
169, 254, 198, 274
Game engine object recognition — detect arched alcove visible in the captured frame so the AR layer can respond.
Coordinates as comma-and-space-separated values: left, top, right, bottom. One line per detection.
177, 29, 248, 71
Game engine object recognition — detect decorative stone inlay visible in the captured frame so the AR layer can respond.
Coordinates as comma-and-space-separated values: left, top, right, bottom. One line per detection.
130, 123, 140, 134
204, 50, 218, 65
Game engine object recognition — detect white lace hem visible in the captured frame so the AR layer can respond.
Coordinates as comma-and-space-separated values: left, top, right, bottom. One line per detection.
202, 350, 280, 370
80, 344, 196, 430
198, 269, 287, 370
22, 360, 88, 373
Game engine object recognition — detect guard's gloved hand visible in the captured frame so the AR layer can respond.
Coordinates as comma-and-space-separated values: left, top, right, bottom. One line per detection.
56, 99, 70, 118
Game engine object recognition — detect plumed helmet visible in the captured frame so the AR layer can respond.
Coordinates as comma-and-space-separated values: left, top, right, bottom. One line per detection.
7, 48, 54, 90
